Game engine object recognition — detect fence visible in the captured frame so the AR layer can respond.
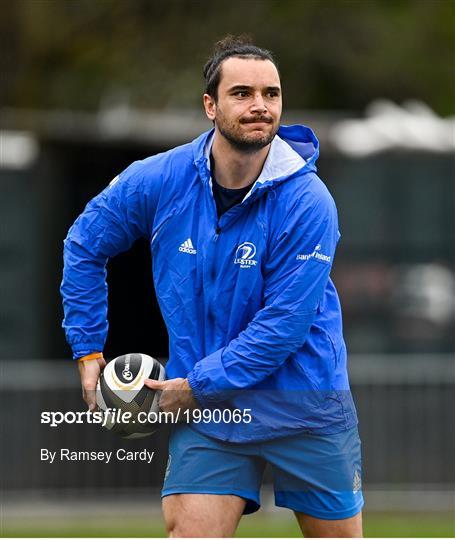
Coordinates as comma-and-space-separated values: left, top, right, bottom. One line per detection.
1, 355, 454, 509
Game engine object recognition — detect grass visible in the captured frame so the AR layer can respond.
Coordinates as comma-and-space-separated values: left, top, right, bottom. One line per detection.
2, 511, 455, 537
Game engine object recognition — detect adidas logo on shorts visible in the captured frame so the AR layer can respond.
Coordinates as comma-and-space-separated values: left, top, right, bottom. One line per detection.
353, 470, 362, 494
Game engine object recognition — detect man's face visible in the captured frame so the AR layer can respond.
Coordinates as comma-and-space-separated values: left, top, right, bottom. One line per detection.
204, 57, 282, 152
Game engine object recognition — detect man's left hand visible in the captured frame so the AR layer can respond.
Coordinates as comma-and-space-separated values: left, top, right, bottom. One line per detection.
144, 377, 198, 414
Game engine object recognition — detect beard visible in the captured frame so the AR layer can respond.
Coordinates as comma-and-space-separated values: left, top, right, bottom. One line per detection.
215, 108, 279, 153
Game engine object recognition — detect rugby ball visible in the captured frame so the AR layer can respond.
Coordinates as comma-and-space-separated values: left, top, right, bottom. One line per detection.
96, 353, 165, 439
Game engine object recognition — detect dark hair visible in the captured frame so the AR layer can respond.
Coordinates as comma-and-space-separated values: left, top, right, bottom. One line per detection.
203, 34, 278, 101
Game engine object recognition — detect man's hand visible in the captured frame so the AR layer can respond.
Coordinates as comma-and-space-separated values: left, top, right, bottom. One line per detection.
144, 377, 198, 414
78, 357, 106, 411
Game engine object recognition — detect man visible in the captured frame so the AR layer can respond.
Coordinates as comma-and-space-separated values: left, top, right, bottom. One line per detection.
61, 36, 363, 537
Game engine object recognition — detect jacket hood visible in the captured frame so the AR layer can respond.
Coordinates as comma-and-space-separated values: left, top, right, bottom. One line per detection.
192, 124, 320, 194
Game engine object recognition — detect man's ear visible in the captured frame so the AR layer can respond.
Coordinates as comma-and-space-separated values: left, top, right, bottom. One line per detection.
203, 94, 216, 121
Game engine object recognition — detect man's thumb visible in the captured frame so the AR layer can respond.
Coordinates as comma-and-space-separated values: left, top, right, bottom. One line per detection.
144, 378, 165, 390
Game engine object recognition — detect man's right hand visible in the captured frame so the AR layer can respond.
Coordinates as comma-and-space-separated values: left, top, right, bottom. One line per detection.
78, 357, 106, 411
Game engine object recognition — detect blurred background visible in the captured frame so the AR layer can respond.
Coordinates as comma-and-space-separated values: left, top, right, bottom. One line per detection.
1, 0, 454, 537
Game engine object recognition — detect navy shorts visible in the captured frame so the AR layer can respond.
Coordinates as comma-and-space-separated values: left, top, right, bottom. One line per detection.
162, 423, 364, 520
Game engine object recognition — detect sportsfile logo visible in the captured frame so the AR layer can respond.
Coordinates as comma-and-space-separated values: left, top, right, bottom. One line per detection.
179, 238, 196, 255
296, 244, 331, 263
234, 242, 257, 268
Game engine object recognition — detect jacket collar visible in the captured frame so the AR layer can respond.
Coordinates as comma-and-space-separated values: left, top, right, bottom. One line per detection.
192, 124, 319, 191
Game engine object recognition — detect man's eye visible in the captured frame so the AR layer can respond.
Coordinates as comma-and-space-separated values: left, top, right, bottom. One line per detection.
267, 91, 279, 98
234, 91, 248, 97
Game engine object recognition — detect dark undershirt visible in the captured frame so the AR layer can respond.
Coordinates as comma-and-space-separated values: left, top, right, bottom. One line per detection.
210, 154, 255, 218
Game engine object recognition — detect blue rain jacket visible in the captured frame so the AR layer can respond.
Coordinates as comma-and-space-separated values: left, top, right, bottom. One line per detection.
61, 125, 358, 443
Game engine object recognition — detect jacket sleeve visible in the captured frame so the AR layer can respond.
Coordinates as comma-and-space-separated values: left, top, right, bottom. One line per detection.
187, 185, 340, 406
60, 162, 159, 359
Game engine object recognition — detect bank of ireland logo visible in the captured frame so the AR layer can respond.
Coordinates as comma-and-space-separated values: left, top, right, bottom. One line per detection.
234, 242, 257, 268
296, 243, 331, 263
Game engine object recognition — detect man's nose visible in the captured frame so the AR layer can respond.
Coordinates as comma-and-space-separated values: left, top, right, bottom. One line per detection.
250, 92, 267, 113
